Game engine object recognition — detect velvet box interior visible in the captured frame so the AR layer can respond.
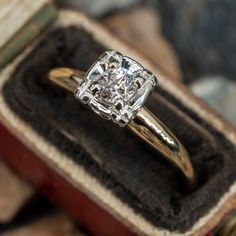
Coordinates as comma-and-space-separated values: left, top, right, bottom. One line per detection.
2, 23, 236, 234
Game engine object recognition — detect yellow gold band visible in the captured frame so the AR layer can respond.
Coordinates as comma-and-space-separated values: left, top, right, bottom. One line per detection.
48, 68, 197, 190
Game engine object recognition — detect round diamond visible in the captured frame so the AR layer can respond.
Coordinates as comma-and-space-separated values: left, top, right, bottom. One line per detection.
93, 58, 137, 104
76, 50, 157, 126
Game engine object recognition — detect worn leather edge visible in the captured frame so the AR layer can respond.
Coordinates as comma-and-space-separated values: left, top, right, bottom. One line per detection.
0, 10, 236, 236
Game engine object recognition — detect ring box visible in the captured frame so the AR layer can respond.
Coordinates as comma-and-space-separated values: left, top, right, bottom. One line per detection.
1, 6, 236, 236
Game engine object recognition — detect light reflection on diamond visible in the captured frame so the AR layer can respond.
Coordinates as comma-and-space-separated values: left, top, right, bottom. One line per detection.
75, 50, 157, 126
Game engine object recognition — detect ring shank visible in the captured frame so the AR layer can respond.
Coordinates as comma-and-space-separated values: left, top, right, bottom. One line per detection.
48, 68, 197, 189
129, 107, 196, 188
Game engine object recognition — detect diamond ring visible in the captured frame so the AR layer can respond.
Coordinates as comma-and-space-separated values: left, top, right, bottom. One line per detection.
48, 50, 197, 189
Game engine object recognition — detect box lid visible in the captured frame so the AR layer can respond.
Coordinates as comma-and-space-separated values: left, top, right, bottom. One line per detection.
0, 0, 57, 70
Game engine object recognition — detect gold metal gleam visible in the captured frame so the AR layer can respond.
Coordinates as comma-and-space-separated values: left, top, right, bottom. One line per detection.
48, 68, 197, 190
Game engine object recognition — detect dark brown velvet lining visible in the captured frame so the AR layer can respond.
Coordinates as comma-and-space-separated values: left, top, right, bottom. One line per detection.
2, 26, 236, 232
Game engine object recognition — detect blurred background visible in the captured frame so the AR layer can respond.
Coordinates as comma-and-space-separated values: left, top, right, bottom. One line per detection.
0, 0, 235, 235
56, 0, 236, 126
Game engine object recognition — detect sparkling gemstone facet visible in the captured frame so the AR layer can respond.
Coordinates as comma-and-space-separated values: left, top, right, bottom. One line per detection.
75, 50, 157, 126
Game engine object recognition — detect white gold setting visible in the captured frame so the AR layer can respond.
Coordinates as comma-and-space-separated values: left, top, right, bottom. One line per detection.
49, 51, 197, 188
75, 50, 157, 127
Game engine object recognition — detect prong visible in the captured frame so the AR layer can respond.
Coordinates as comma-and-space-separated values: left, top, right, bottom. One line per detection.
143, 69, 158, 86
80, 95, 90, 104
100, 113, 110, 120
90, 83, 100, 95
111, 113, 117, 122
134, 77, 144, 89
118, 119, 127, 127
109, 50, 122, 57
99, 51, 109, 60
114, 100, 124, 111
74, 87, 80, 97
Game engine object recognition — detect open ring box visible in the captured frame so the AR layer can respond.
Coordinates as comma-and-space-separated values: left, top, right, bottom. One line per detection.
1, 5, 236, 236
